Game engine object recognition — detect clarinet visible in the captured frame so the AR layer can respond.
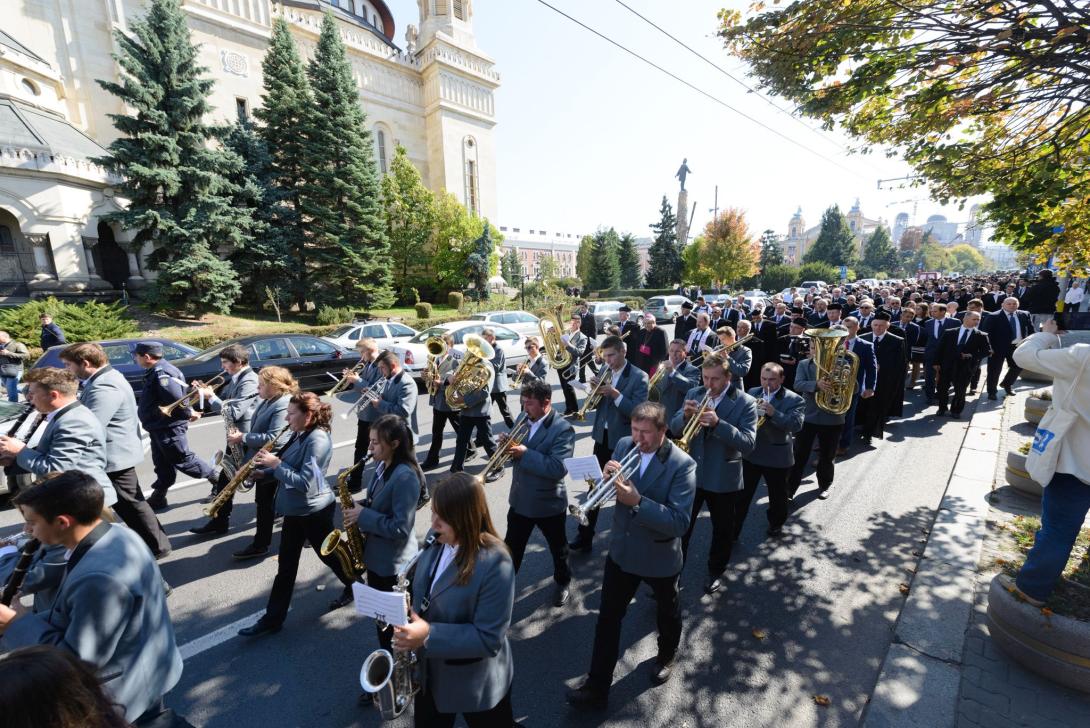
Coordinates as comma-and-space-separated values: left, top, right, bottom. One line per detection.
1, 537, 40, 607
0, 407, 44, 468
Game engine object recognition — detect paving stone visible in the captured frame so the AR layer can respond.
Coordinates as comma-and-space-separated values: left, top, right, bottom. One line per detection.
864, 644, 961, 728
961, 681, 1010, 714
962, 426, 1002, 452
952, 447, 1000, 483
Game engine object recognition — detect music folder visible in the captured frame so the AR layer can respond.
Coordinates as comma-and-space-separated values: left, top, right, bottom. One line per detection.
563, 455, 603, 484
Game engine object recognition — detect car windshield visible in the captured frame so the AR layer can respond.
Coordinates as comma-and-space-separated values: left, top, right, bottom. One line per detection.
409, 326, 451, 344
328, 325, 356, 337
648, 298, 664, 306
193, 343, 228, 362
468, 314, 488, 321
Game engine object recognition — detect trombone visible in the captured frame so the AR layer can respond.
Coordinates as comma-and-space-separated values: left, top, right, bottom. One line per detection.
691, 333, 754, 366
159, 371, 226, 418
673, 389, 714, 453
477, 413, 530, 483
568, 447, 642, 526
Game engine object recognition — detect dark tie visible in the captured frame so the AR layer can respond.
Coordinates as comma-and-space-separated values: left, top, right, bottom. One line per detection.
1008, 313, 1017, 338
958, 329, 967, 347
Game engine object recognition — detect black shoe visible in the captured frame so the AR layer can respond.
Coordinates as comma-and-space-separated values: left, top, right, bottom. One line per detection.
239, 619, 281, 637
766, 526, 784, 538
861, 438, 874, 449
233, 544, 270, 560
988, 392, 998, 400
154, 548, 172, 561
484, 470, 503, 483
200, 491, 217, 505
568, 539, 592, 554
189, 520, 228, 536
817, 489, 830, 500
328, 585, 354, 612
147, 490, 169, 511
704, 575, 723, 595
650, 657, 675, 686
566, 680, 607, 709
420, 458, 440, 470
1003, 385, 1014, 395
449, 467, 464, 474
950, 411, 961, 420
554, 584, 571, 607
936, 408, 948, 416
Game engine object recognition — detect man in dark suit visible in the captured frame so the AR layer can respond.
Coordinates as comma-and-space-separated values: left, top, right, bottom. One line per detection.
749, 309, 779, 366
858, 313, 906, 446
577, 301, 599, 383
807, 299, 829, 327
934, 311, 991, 418
982, 285, 1006, 313
837, 317, 877, 454
894, 307, 924, 391
921, 302, 960, 404
980, 297, 1033, 399
777, 320, 808, 390
674, 301, 698, 342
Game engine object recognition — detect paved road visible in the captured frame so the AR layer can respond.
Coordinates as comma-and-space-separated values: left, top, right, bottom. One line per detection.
0, 329, 976, 727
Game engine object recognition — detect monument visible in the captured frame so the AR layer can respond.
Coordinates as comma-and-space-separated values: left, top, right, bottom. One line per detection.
675, 158, 693, 245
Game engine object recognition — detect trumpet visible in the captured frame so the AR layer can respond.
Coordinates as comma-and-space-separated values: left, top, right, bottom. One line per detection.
423, 336, 447, 397
327, 359, 368, 397
674, 389, 714, 453
573, 369, 611, 421
646, 359, 671, 395
477, 413, 530, 484
691, 333, 754, 366
158, 371, 226, 418
756, 386, 770, 429
568, 447, 642, 526
508, 362, 528, 390
341, 377, 387, 420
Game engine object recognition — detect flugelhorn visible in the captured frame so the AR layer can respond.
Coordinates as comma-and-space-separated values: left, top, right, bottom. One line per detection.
327, 358, 369, 397
477, 413, 530, 484
568, 447, 642, 526
159, 371, 226, 418
341, 377, 387, 420
573, 369, 610, 421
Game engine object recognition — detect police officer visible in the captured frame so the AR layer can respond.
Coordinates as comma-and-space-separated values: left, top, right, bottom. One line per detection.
135, 341, 217, 511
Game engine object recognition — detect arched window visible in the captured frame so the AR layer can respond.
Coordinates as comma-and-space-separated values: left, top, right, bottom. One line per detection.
462, 136, 479, 215
0, 225, 15, 255
375, 128, 388, 174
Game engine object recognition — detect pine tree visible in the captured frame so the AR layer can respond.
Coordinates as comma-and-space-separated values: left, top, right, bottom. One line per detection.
861, 226, 899, 275
255, 17, 312, 308
586, 228, 621, 291
381, 145, 436, 297
94, 0, 245, 314
646, 196, 683, 288
616, 233, 642, 288
803, 205, 857, 267
501, 249, 523, 286
759, 229, 785, 270
300, 12, 392, 308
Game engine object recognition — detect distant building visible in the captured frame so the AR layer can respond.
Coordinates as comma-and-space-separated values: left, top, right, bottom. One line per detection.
964, 204, 985, 247
783, 199, 888, 264
497, 226, 582, 280
922, 214, 960, 246
892, 212, 910, 246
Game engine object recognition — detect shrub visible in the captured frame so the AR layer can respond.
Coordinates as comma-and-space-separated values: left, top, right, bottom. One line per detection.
397, 287, 421, 306
414, 302, 433, 319
315, 305, 356, 327
795, 262, 839, 286
625, 298, 645, 310
761, 264, 798, 292
447, 291, 464, 310
0, 297, 138, 347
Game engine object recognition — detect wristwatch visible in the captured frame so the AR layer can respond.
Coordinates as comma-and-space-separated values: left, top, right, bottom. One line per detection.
631, 497, 642, 515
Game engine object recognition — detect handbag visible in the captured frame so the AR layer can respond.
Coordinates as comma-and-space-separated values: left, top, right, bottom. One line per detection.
1025, 350, 1089, 485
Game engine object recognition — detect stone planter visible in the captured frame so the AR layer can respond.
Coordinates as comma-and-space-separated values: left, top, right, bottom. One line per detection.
1005, 450, 1042, 498
1024, 397, 1050, 424
1021, 367, 1053, 384
987, 574, 1090, 693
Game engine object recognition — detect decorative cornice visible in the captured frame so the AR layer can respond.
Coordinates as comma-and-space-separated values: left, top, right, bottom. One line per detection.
0, 147, 119, 186
418, 36, 500, 87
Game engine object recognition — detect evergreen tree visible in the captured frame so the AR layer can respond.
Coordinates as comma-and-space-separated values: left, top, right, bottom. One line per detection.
537, 254, 559, 282
803, 205, 857, 267
501, 249, 523, 286
861, 226, 899, 275
646, 196, 683, 288
575, 235, 594, 284
586, 228, 620, 291
300, 12, 392, 308
759, 229, 785, 270
255, 17, 312, 308
616, 233, 642, 288
381, 145, 436, 297
94, 0, 245, 314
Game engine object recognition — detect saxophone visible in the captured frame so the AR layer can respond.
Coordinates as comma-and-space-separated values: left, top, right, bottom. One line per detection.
320, 459, 367, 580
203, 425, 290, 519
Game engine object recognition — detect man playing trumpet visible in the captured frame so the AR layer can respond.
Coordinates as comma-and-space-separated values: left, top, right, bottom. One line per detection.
339, 338, 382, 494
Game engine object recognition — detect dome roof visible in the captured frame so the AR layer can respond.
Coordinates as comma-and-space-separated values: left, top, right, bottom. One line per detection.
926, 214, 947, 224
283, 1, 395, 43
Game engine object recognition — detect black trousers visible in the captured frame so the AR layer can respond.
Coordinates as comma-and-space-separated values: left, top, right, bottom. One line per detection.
787, 422, 842, 496
108, 467, 171, 557
348, 420, 372, 492
414, 685, 516, 728
743, 461, 791, 530
366, 569, 397, 653
937, 367, 971, 414
578, 341, 598, 383
573, 439, 612, 546
558, 374, 579, 414
680, 488, 737, 576
986, 352, 1022, 395
587, 557, 682, 692
491, 392, 514, 428
453, 415, 494, 471
252, 477, 278, 550
264, 502, 353, 625
504, 509, 571, 586
426, 410, 461, 463
148, 427, 213, 492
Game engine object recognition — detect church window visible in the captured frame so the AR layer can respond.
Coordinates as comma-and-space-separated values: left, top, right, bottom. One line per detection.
376, 129, 388, 174
20, 78, 40, 96
435, 1, 447, 15
453, 0, 465, 19
463, 136, 480, 215
235, 97, 249, 122
0, 226, 15, 255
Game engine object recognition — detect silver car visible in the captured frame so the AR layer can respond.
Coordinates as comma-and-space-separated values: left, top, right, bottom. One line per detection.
645, 295, 692, 323
588, 301, 642, 333
468, 310, 540, 337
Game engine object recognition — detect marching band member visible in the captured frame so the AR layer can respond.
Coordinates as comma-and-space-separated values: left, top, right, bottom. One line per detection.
229, 366, 296, 561
513, 337, 549, 386
482, 328, 515, 429
239, 392, 356, 637
777, 319, 808, 390
450, 341, 496, 476
740, 363, 805, 539
787, 343, 847, 503
734, 320, 762, 390
503, 380, 576, 607
670, 353, 757, 594
59, 343, 170, 558
567, 402, 696, 706
392, 473, 519, 726
559, 315, 590, 417
617, 306, 640, 365
372, 350, 420, 441
190, 344, 260, 535
341, 337, 383, 493
422, 334, 468, 471
343, 414, 422, 653
653, 339, 701, 422
569, 335, 649, 553
716, 325, 752, 392
576, 301, 599, 383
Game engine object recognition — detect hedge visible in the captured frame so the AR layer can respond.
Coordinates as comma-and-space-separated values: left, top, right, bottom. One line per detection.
0, 297, 138, 356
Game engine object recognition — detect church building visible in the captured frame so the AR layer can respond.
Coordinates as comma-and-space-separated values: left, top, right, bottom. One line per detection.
784, 200, 888, 265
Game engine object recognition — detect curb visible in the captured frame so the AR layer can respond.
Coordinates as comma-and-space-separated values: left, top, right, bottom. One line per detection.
861, 394, 1007, 728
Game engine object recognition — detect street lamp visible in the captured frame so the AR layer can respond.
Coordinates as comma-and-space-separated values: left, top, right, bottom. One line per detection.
521, 273, 530, 310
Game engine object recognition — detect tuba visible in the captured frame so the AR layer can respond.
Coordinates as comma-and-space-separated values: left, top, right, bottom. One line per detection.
444, 335, 495, 410
538, 305, 573, 370
423, 337, 447, 397
805, 328, 859, 415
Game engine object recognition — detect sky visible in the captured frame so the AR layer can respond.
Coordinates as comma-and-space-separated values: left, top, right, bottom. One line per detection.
386, 0, 988, 242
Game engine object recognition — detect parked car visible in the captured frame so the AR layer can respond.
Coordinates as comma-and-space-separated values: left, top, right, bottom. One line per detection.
468, 310, 540, 337
32, 338, 200, 401
322, 320, 419, 350
174, 335, 360, 395
799, 280, 828, 292
645, 295, 692, 323
588, 301, 643, 333
389, 321, 527, 384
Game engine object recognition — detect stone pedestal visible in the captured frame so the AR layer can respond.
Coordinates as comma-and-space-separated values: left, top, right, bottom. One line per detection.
677, 188, 690, 244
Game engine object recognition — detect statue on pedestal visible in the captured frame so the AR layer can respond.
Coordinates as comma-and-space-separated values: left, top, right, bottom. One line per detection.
675, 158, 692, 191
405, 25, 419, 55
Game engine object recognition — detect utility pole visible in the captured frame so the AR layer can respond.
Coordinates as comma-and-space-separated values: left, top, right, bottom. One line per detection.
708, 185, 719, 221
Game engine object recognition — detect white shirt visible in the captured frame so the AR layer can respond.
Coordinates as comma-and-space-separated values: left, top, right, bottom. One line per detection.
527, 414, 545, 442
1065, 286, 1084, 304
609, 366, 625, 409
638, 450, 654, 477
431, 544, 458, 591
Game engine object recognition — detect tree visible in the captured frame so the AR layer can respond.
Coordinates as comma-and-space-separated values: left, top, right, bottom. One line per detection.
616, 233, 642, 288
575, 235, 594, 284
682, 238, 713, 288
796, 262, 838, 286
718, 2, 1090, 268
94, 0, 246, 315
762, 264, 798, 293
537, 254, 559, 282
759, 229, 785, 270
646, 196, 683, 287
862, 227, 900, 277
586, 228, 620, 291
948, 244, 990, 274
299, 12, 392, 308
501, 249, 523, 286
803, 206, 856, 267
429, 194, 502, 295
686, 209, 760, 289
381, 145, 436, 297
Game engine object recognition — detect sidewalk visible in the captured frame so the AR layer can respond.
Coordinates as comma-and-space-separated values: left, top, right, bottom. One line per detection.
862, 385, 1090, 727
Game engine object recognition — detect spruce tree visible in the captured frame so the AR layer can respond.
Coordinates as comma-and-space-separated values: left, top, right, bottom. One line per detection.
586, 228, 621, 291
255, 17, 312, 308
501, 249, 523, 286
646, 196, 682, 288
575, 235, 594, 284
300, 12, 392, 308
861, 226, 900, 275
803, 205, 857, 267
94, 0, 245, 314
616, 233, 642, 288
759, 229, 785, 270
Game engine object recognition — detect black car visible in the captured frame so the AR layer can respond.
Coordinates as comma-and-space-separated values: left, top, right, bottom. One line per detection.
33, 338, 200, 401
174, 335, 361, 394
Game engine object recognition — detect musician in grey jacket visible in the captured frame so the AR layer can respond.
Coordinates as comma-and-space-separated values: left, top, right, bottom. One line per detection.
483, 328, 515, 428
0, 471, 183, 723
0, 368, 116, 507
342, 337, 383, 494
567, 402, 697, 707
450, 341, 495, 475
392, 473, 518, 724
670, 353, 757, 595
191, 344, 260, 536
716, 325, 753, 393
654, 339, 701, 422
787, 346, 848, 502
422, 335, 468, 470
560, 314, 591, 415
741, 363, 806, 539
60, 343, 171, 558
514, 338, 549, 385
503, 380, 576, 607
372, 350, 419, 444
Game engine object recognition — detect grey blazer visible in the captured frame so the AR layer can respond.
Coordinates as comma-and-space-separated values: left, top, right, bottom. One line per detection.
431, 351, 463, 413
606, 438, 696, 578
208, 367, 259, 432
354, 360, 384, 423
727, 346, 752, 392
562, 330, 590, 380
455, 359, 495, 418
241, 394, 291, 458
490, 348, 508, 393
411, 541, 515, 714
79, 365, 143, 472
794, 358, 847, 426
357, 461, 420, 577
374, 370, 419, 443
745, 386, 805, 468
271, 428, 334, 516
519, 355, 549, 384
508, 410, 575, 518
654, 360, 701, 421
1, 524, 183, 722
668, 386, 757, 494
15, 401, 116, 506
591, 363, 649, 450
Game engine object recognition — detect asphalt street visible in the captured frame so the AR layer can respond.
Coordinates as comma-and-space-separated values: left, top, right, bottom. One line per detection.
0, 324, 975, 728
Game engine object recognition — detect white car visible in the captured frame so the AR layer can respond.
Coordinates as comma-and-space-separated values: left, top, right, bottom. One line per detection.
468, 310, 540, 337
645, 295, 692, 323
322, 320, 419, 350
389, 321, 528, 383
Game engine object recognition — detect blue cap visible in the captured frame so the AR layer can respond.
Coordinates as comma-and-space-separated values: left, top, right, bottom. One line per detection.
134, 341, 163, 357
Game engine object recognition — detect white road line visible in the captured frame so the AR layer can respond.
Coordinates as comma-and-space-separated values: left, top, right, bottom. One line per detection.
178, 610, 266, 661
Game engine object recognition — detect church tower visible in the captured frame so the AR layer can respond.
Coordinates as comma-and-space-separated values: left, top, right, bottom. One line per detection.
416, 0, 499, 220
786, 206, 805, 263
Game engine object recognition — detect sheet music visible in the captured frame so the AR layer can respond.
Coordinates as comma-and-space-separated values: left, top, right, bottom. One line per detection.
564, 455, 603, 484
353, 583, 409, 626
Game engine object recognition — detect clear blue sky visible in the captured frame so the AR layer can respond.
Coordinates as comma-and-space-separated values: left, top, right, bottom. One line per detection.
386, 0, 986, 241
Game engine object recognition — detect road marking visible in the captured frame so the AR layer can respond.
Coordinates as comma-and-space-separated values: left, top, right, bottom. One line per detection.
178, 610, 266, 661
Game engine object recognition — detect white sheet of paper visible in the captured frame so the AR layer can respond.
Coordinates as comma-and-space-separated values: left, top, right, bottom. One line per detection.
564, 455, 603, 484
353, 583, 409, 626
